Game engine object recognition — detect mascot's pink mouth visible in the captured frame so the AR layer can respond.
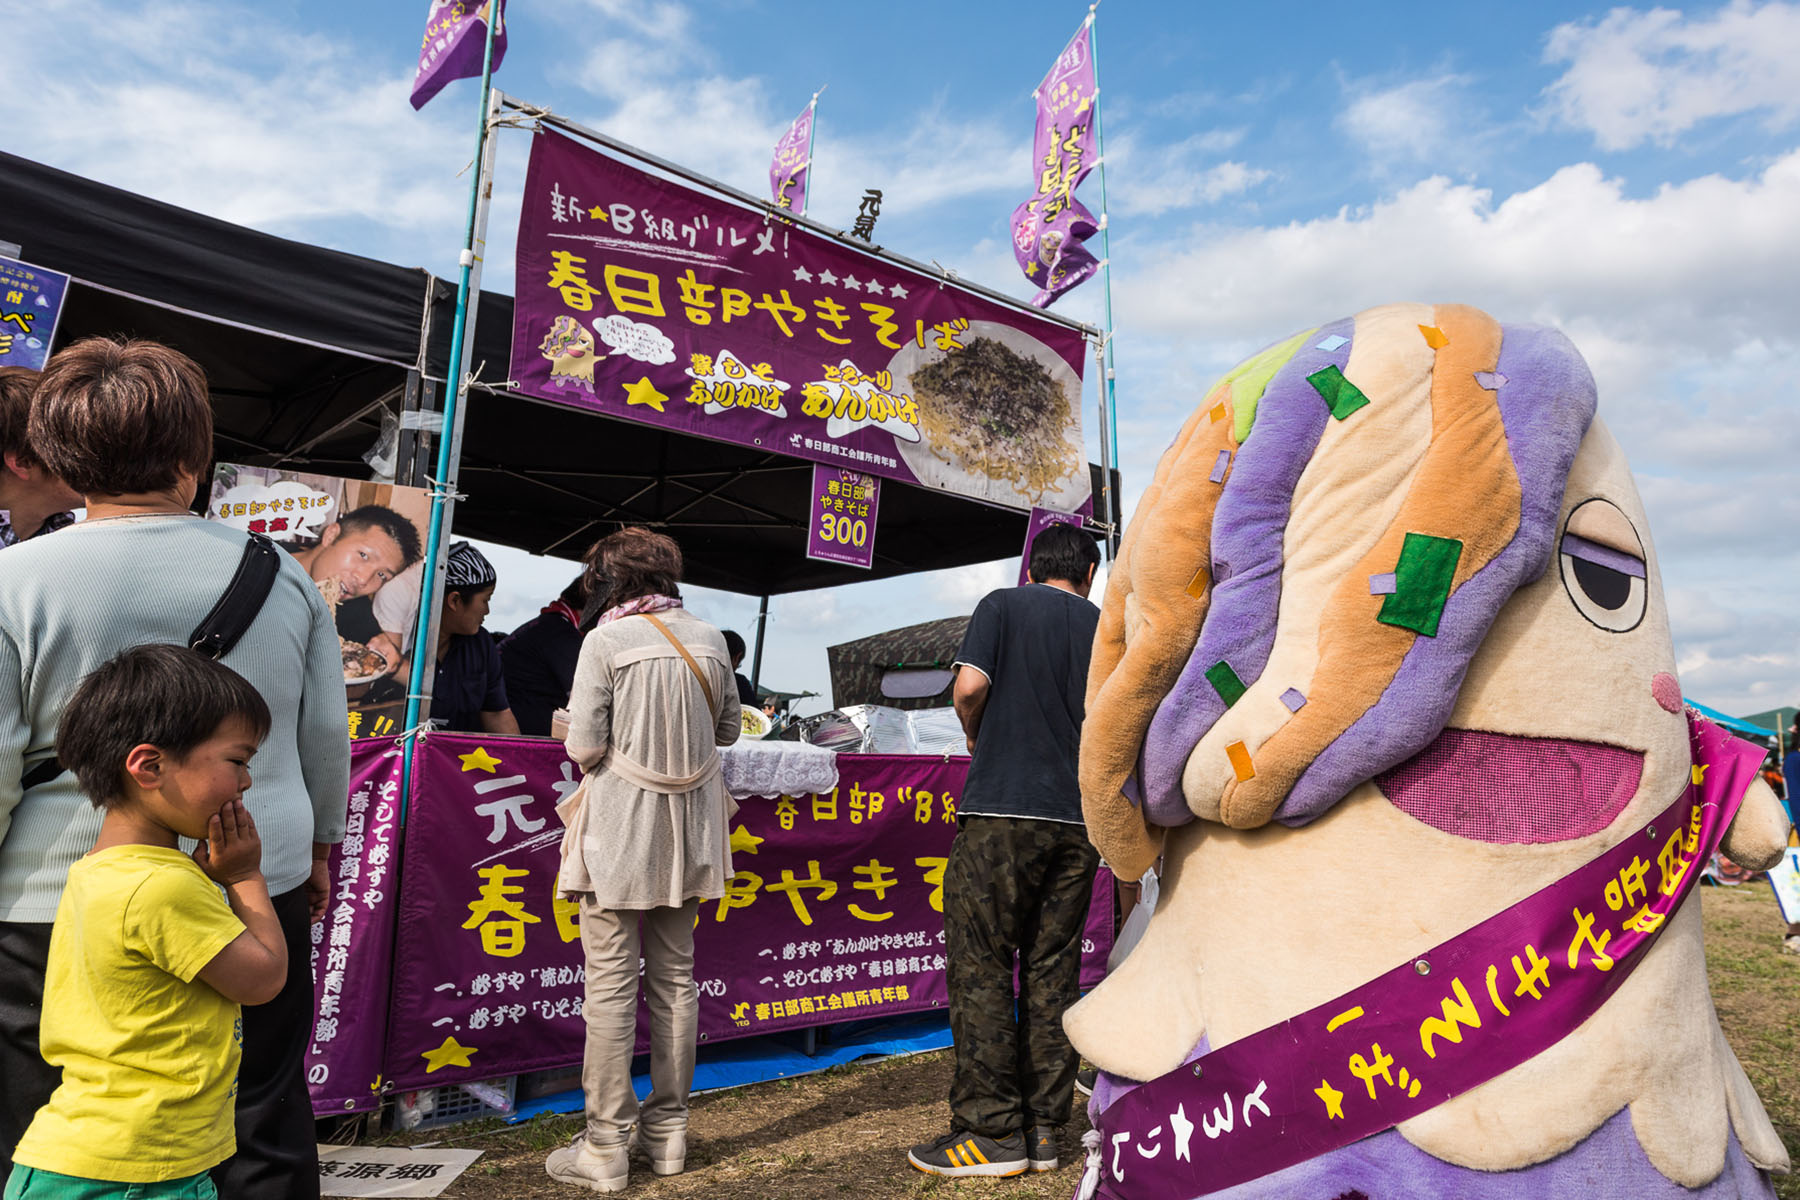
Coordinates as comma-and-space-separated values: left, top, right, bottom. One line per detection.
1374, 729, 1643, 844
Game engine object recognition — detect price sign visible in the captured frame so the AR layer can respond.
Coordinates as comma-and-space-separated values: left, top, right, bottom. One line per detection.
805, 464, 880, 570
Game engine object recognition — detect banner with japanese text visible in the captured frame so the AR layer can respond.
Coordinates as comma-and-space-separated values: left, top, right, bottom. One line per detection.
805, 465, 879, 569
1018, 506, 1084, 587
770, 101, 813, 215
385, 734, 1113, 1091
307, 740, 406, 1115
512, 130, 1093, 515
0, 256, 69, 371
1010, 20, 1101, 307
410, 0, 507, 111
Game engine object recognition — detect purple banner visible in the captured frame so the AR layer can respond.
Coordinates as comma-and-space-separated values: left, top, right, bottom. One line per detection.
1010, 20, 1102, 307
386, 735, 1113, 1091
0, 256, 69, 372
1018, 505, 1083, 587
806, 465, 879, 570
770, 100, 814, 215
307, 740, 405, 1115
1090, 715, 1766, 1198
409, 0, 507, 112
512, 129, 1093, 515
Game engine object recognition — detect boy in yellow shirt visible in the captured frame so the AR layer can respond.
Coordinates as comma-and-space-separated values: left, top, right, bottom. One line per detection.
7, 645, 290, 1199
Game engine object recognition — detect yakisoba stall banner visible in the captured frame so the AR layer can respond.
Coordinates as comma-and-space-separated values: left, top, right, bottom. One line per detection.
511, 129, 1093, 515
384, 734, 1115, 1092
306, 740, 405, 1115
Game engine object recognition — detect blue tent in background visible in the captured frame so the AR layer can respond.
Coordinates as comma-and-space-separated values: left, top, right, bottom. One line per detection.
1686, 698, 1778, 741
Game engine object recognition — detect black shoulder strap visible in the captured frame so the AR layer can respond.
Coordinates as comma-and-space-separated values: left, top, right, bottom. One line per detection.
188, 532, 283, 661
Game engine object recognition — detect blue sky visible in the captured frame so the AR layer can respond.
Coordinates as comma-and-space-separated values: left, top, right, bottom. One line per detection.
10, 0, 1800, 716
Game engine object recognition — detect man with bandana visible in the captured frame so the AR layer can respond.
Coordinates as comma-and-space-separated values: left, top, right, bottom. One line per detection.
431, 541, 520, 734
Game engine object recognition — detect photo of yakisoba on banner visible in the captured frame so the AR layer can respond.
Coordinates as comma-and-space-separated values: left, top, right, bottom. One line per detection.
888, 319, 1085, 512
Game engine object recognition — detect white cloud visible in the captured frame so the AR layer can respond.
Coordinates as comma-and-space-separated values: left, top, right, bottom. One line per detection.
1543, 1, 1800, 150
1111, 131, 1270, 216
1339, 74, 1471, 163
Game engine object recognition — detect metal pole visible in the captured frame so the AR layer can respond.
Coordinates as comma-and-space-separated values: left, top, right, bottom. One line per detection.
1085, 4, 1123, 557
400, 10, 502, 810
799, 86, 823, 218
749, 593, 770, 692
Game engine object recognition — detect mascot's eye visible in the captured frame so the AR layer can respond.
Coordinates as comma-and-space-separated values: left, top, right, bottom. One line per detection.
1558, 499, 1647, 633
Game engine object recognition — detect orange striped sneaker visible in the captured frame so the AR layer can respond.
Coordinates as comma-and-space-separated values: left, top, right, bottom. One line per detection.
906, 1129, 1029, 1177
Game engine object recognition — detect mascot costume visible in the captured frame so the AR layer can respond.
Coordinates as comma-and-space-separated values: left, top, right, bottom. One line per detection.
1070, 303, 1792, 1198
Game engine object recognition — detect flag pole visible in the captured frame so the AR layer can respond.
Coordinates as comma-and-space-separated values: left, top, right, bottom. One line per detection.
400, 4, 502, 808
1085, 2, 1122, 557
801, 84, 825, 217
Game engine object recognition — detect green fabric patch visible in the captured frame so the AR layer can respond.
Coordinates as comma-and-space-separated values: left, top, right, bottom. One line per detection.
1201, 327, 1317, 445
1307, 364, 1370, 421
1378, 533, 1464, 638
1205, 660, 1248, 707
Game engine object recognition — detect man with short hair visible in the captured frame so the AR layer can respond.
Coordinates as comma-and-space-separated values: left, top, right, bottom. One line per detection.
0, 367, 80, 549
500, 575, 589, 737
289, 505, 420, 600
908, 522, 1103, 1178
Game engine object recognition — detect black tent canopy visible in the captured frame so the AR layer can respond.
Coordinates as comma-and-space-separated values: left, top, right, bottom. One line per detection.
0, 150, 1107, 595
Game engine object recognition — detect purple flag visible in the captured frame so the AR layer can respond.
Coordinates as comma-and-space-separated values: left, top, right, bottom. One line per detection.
770, 100, 814, 215
409, 0, 507, 112
1011, 20, 1102, 307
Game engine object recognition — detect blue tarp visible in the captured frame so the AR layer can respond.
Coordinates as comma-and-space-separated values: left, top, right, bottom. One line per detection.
1685, 698, 1777, 741
506, 1012, 955, 1123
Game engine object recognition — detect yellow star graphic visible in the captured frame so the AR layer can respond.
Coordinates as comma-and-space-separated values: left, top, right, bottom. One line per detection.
458, 746, 502, 773
421, 1035, 477, 1074
622, 375, 669, 412
1314, 1078, 1346, 1120
729, 824, 765, 856
588, 205, 608, 222
1691, 763, 1709, 786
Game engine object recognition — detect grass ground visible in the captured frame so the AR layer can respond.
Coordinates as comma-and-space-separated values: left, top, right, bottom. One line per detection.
354, 884, 1800, 1198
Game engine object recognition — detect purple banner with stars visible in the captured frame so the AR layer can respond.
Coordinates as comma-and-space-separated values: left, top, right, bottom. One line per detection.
307, 740, 405, 1116
511, 129, 1093, 515
0, 256, 69, 372
805, 464, 879, 569
769, 100, 813, 215
1010, 20, 1102, 307
383, 734, 1113, 1092
1088, 715, 1764, 1198
409, 0, 507, 111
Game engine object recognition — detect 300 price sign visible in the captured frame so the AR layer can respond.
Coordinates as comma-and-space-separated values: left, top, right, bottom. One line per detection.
805, 465, 880, 569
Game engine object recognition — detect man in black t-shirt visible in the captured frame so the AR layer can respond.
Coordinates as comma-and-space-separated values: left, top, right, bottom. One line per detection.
907, 523, 1102, 1179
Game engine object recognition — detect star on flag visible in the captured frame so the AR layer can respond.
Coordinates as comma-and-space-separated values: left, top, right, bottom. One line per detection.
623, 376, 669, 412
458, 746, 502, 773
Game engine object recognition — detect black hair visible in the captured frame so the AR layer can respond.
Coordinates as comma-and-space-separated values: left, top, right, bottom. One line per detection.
445, 581, 496, 606
337, 504, 423, 569
57, 644, 273, 810
722, 630, 747, 661
1028, 522, 1101, 585
558, 574, 588, 609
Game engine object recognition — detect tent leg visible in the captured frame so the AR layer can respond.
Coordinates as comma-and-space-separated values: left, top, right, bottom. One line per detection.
749, 593, 770, 691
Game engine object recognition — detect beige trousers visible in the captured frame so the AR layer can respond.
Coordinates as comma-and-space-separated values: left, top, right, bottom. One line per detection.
577, 896, 700, 1148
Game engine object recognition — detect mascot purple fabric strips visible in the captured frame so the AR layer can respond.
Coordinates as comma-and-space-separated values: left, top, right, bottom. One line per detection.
1072, 303, 1793, 1198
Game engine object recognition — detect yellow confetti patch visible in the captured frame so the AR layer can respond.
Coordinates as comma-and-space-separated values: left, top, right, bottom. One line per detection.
1186, 566, 1210, 599
1418, 325, 1448, 349
1208, 402, 1227, 423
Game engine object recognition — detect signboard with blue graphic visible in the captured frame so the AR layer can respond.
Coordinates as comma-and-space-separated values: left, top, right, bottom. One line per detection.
0, 256, 70, 372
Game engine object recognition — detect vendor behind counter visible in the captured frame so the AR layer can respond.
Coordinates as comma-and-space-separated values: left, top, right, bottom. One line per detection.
500, 575, 588, 737
432, 541, 521, 735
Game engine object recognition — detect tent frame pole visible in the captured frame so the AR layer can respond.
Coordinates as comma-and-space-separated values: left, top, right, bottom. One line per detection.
750, 593, 771, 692
399, 14, 502, 818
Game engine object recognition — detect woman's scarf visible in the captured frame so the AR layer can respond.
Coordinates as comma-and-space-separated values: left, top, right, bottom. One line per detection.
595, 593, 683, 626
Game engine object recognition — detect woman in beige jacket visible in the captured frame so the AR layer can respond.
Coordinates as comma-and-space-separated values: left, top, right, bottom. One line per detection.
546, 528, 739, 1194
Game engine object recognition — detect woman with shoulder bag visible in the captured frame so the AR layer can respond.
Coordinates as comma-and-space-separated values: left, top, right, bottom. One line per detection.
0, 338, 349, 1199
546, 527, 740, 1194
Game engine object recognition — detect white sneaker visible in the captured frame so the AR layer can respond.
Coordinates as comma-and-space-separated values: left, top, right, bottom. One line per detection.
639, 1127, 687, 1176
545, 1136, 629, 1192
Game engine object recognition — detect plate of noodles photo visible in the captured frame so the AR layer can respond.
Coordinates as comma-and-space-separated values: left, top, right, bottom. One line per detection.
888, 321, 1087, 511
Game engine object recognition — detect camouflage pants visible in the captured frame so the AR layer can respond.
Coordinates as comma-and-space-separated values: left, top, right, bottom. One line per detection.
944, 815, 1099, 1138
